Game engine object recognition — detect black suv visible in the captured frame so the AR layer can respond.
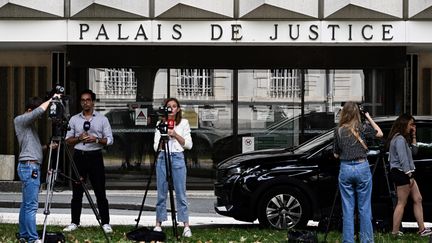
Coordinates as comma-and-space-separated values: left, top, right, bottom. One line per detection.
214, 116, 432, 229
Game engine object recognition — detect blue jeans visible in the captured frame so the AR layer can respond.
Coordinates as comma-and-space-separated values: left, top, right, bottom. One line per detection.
155, 152, 189, 223
339, 160, 373, 243
17, 162, 40, 242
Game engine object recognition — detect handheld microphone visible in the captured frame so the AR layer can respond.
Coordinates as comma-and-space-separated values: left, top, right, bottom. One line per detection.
167, 118, 175, 130
83, 121, 90, 144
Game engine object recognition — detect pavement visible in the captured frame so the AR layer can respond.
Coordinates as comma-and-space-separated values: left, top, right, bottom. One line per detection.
0, 189, 429, 230
0, 189, 257, 228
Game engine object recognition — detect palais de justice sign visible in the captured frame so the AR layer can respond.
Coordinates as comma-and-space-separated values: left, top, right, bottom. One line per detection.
5, 20, 432, 44
69, 20, 406, 44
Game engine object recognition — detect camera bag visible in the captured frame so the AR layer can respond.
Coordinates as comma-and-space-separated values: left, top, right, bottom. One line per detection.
126, 226, 166, 242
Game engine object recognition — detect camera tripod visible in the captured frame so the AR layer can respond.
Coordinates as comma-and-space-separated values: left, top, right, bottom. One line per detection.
132, 132, 180, 241
41, 135, 110, 243
323, 150, 396, 242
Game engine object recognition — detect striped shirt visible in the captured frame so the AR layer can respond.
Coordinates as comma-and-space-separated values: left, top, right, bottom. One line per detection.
66, 110, 113, 151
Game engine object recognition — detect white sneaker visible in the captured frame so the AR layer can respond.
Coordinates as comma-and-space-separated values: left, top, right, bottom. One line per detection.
33, 240, 42, 243
153, 226, 162, 232
182, 227, 192, 237
63, 223, 79, 232
102, 224, 113, 233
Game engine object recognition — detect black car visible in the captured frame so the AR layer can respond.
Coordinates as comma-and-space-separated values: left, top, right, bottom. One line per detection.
212, 112, 336, 164
214, 116, 432, 229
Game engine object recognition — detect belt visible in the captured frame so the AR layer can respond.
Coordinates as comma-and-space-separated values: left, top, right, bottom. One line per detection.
75, 149, 102, 155
20, 160, 38, 164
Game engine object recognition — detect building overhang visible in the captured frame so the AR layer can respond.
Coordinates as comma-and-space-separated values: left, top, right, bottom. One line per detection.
1, 20, 432, 46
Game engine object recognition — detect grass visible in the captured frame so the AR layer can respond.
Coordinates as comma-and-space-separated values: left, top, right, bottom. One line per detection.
0, 224, 430, 242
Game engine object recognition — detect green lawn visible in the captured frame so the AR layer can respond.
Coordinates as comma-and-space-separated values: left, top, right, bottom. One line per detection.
0, 224, 430, 242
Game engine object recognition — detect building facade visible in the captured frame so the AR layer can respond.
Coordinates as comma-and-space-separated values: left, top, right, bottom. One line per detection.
1, 0, 431, 178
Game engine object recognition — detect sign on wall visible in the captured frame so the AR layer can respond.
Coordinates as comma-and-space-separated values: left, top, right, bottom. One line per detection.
242, 137, 255, 153
135, 108, 148, 125
7, 20, 432, 44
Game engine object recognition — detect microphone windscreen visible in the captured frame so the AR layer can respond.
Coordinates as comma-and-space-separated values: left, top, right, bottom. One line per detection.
83, 121, 91, 131
167, 119, 175, 129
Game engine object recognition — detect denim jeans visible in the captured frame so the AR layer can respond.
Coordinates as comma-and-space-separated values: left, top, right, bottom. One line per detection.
17, 162, 41, 243
339, 160, 373, 243
155, 152, 189, 223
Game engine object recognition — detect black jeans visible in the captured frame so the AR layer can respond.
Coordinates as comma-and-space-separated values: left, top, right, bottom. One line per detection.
71, 150, 110, 225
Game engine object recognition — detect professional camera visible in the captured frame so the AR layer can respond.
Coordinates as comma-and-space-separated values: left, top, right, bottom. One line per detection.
156, 106, 172, 117
46, 85, 70, 136
358, 104, 367, 122
156, 106, 173, 135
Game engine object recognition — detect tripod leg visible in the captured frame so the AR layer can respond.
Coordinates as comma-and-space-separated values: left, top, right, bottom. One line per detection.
382, 158, 396, 209
42, 140, 55, 243
64, 141, 111, 243
134, 136, 166, 229
42, 139, 63, 242
134, 147, 159, 229
162, 138, 179, 240
324, 184, 339, 243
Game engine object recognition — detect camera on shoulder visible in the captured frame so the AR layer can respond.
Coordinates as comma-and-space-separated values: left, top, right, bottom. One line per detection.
46, 84, 71, 136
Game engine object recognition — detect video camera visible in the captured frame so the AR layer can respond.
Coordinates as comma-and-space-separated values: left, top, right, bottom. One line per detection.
156, 106, 173, 135
46, 85, 71, 136
340, 102, 367, 122
357, 103, 368, 123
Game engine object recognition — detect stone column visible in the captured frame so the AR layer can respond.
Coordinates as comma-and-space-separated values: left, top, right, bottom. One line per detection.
0, 155, 15, 180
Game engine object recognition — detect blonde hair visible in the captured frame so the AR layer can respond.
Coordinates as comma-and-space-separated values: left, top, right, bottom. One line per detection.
338, 101, 363, 143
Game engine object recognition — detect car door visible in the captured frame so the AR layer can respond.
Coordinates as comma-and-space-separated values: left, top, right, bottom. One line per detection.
411, 120, 432, 220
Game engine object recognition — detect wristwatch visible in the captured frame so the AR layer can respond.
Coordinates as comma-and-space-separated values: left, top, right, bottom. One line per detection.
96, 138, 99, 144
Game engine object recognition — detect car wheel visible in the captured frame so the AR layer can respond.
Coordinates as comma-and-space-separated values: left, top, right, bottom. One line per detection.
257, 186, 311, 229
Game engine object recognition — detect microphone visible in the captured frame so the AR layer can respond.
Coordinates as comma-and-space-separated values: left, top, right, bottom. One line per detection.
83, 121, 90, 144
167, 118, 175, 130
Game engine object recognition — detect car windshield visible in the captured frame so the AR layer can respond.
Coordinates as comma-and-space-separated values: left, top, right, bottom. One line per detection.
293, 129, 334, 154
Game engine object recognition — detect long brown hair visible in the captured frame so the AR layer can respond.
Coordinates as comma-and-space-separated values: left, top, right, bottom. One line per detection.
338, 101, 363, 142
385, 114, 415, 149
164, 97, 182, 125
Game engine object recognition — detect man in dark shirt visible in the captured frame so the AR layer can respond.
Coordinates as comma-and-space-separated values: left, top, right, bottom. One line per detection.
14, 94, 60, 243
63, 89, 114, 233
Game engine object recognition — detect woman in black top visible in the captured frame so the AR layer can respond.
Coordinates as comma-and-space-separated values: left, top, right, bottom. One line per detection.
333, 102, 382, 243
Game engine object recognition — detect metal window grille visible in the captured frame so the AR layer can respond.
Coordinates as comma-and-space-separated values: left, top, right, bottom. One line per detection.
176, 69, 213, 97
103, 68, 137, 96
269, 69, 301, 98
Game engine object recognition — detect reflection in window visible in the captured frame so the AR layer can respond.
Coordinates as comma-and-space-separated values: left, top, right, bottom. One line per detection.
91, 68, 137, 99
176, 69, 213, 97
269, 69, 301, 99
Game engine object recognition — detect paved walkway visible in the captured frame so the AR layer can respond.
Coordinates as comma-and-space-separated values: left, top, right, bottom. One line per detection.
0, 190, 257, 227
0, 190, 428, 229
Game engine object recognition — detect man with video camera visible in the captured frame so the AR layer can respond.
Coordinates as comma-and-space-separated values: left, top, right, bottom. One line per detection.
14, 94, 61, 243
63, 89, 114, 234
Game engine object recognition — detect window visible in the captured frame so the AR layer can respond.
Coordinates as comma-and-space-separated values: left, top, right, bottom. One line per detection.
269, 69, 301, 99
176, 69, 213, 97
92, 68, 137, 98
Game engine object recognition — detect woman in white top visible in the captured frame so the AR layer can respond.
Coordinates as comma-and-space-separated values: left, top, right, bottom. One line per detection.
153, 98, 193, 238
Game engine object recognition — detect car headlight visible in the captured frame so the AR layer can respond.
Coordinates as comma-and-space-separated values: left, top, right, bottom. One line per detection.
226, 167, 244, 177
